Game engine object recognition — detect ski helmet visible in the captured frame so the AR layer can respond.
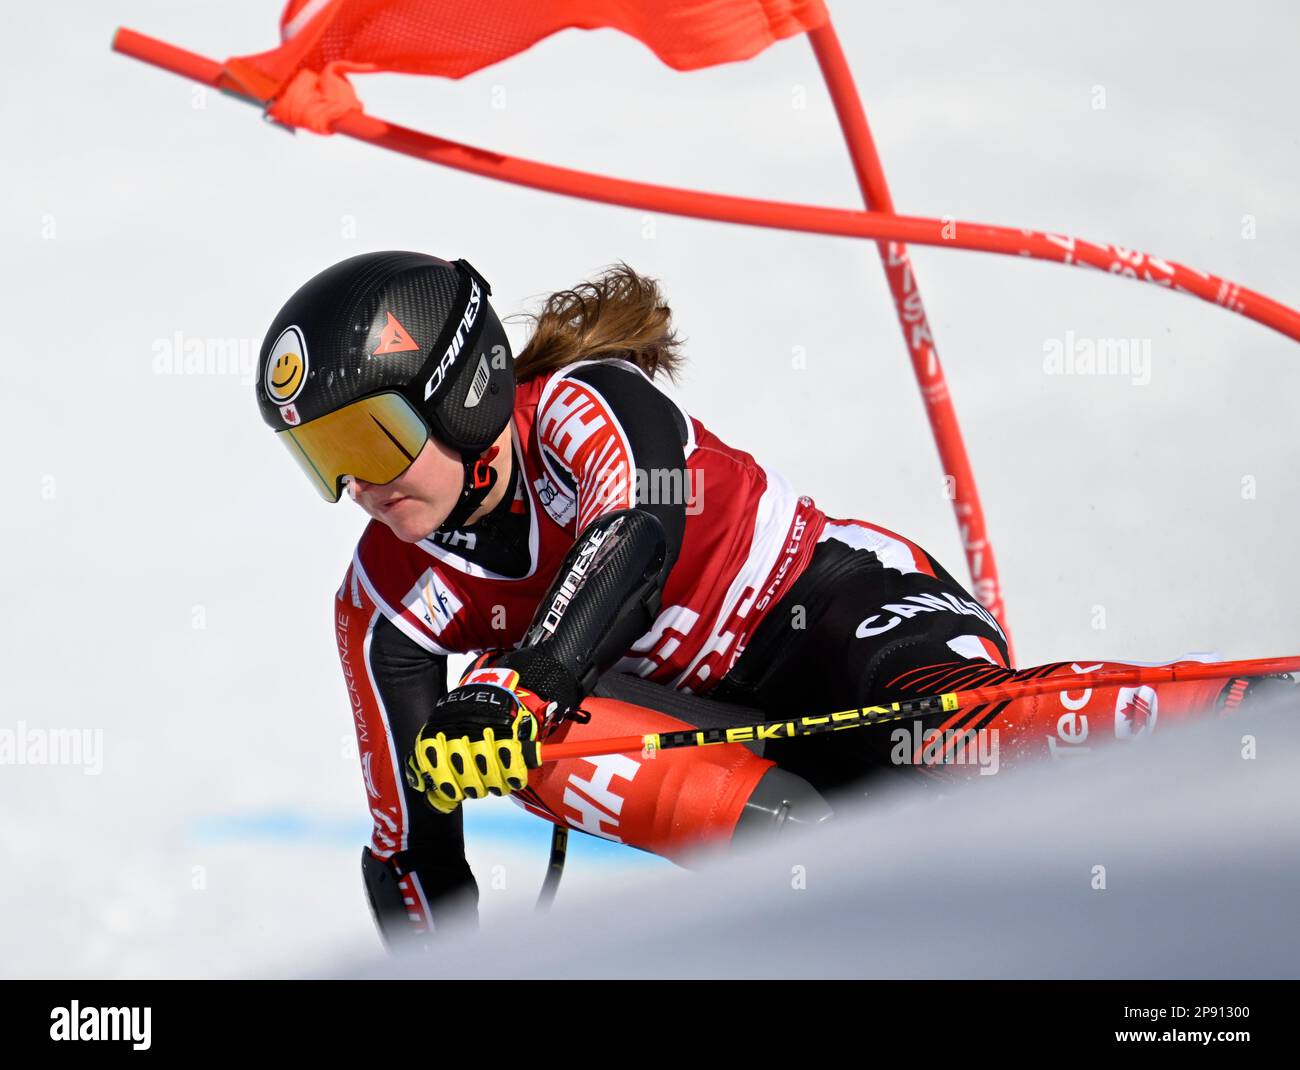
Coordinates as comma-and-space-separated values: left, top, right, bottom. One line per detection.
255, 251, 514, 527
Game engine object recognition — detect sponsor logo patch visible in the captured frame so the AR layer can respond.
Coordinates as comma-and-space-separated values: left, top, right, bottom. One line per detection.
534, 472, 576, 528
423, 277, 482, 401
373, 311, 420, 356
265, 325, 308, 404
402, 568, 463, 637
855, 590, 1004, 640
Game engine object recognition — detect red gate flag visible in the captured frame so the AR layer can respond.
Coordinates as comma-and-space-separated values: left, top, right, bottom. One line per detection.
222, 0, 831, 114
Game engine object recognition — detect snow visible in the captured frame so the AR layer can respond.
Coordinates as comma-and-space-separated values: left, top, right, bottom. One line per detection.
329, 693, 1300, 979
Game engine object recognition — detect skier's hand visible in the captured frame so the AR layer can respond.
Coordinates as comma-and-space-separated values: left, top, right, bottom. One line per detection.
472, 645, 584, 721
404, 668, 552, 815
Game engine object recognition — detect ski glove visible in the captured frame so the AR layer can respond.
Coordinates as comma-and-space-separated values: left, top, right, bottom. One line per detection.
405, 667, 551, 815
465, 646, 584, 717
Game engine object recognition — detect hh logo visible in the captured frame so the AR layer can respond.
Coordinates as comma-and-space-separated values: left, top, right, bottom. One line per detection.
562, 753, 639, 841
540, 383, 607, 467
402, 568, 462, 636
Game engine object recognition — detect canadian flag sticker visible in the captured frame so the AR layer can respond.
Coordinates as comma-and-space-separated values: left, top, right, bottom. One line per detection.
1114, 685, 1159, 739
464, 666, 521, 690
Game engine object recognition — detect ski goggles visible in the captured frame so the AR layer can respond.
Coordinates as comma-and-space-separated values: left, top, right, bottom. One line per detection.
275, 391, 430, 503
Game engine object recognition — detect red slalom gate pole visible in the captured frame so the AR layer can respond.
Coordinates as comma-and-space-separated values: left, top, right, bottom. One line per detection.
808, 23, 1012, 660
111, 28, 1300, 344
539, 654, 1300, 763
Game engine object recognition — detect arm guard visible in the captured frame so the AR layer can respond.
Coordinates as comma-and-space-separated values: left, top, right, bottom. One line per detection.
497, 507, 669, 711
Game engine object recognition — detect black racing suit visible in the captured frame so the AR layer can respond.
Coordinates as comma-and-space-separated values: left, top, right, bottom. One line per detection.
356, 361, 1008, 941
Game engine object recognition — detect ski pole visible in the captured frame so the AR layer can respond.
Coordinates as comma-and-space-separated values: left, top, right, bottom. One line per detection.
539, 654, 1300, 763
535, 825, 568, 911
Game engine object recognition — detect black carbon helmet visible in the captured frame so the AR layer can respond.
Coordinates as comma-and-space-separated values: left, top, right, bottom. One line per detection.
255, 252, 515, 516
257, 250, 513, 449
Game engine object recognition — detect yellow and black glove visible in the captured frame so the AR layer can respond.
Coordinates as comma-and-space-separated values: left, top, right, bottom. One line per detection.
405, 667, 554, 815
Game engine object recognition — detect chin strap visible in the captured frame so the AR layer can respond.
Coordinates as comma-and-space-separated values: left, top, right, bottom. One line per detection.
437, 444, 500, 532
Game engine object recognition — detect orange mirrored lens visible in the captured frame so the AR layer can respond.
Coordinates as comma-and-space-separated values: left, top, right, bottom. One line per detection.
274, 393, 429, 502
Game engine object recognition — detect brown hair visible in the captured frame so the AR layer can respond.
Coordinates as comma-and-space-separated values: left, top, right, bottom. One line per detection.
510, 262, 686, 383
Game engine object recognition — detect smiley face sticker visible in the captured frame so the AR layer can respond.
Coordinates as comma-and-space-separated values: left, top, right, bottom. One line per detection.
266, 325, 309, 407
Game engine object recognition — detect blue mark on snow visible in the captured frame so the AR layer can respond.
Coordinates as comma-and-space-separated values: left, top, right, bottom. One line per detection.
185, 805, 668, 868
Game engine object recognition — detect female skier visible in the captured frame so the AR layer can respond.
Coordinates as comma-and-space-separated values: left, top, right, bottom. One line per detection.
256, 251, 1273, 946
